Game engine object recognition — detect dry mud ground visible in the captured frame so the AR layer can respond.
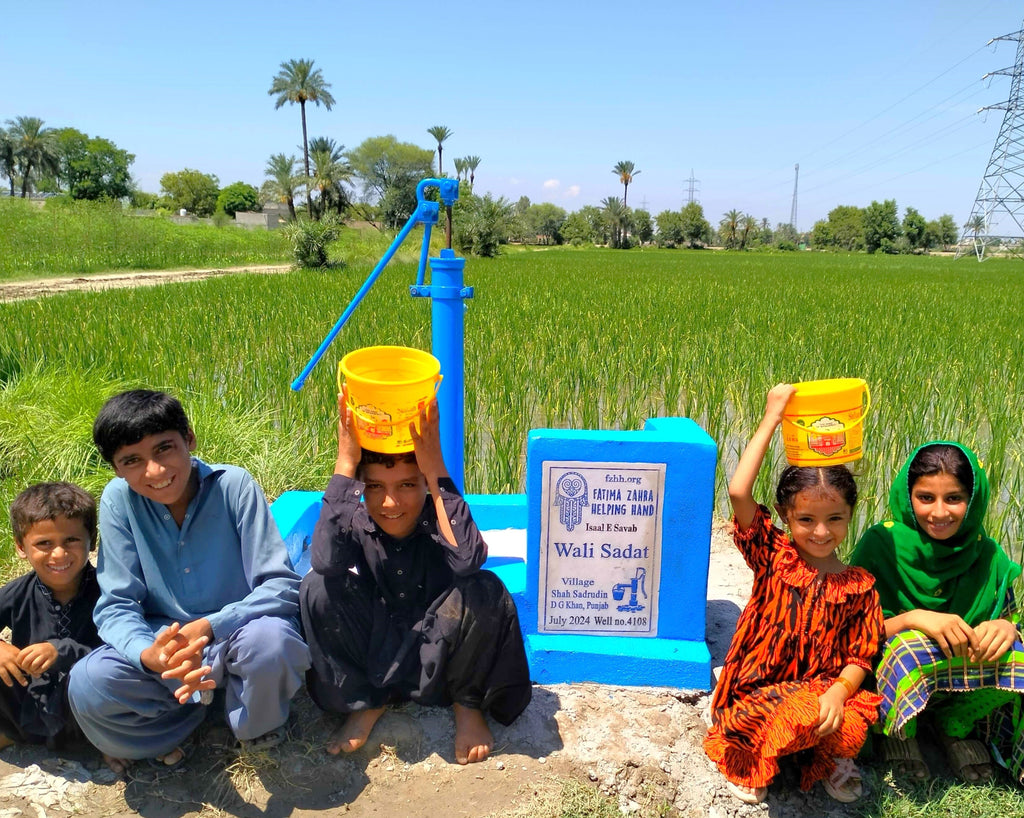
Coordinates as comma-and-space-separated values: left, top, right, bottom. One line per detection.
0, 524, 880, 818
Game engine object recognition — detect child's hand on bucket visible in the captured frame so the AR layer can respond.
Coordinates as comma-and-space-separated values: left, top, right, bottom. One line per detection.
335, 388, 361, 477
764, 383, 796, 426
410, 400, 449, 483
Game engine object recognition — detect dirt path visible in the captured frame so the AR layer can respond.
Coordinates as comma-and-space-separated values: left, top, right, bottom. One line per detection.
0, 524, 879, 818
0, 265, 294, 303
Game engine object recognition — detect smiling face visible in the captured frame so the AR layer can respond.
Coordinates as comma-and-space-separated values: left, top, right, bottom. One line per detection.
16, 515, 91, 604
777, 488, 852, 568
111, 429, 198, 520
910, 471, 968, 541
362, 460, 428, 540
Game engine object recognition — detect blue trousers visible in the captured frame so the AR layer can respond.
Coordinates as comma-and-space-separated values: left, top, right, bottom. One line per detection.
68, 616, 310, 759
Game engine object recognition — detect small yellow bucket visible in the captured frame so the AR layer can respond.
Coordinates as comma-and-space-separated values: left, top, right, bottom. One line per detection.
781, 378, 871, 466
338, 346, 442, 453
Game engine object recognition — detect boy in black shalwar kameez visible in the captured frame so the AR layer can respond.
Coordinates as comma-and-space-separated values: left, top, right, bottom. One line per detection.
300, 396, 531, 764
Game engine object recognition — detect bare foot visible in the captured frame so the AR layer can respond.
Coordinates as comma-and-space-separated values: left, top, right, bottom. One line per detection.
102, 754, 131, 775
326, 707, 386, 755
0, 734, 14, 752
453, 703, 492, 765
156, 746, 186, 766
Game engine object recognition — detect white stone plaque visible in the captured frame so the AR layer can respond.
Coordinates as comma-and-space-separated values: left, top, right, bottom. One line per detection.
538, 461, 664, 636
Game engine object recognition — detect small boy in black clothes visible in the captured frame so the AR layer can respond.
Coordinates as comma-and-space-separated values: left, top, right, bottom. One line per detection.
1, 482, 101, 750
300, 395, 531, 765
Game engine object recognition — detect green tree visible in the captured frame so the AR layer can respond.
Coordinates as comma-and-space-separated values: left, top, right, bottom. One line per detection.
719, 209, 741, 249
656, 210, 685, 246
632, 209, 653, 244
427, 125, 453, 176
45, 128, 134, 200
965, 214, 986, 239
561, 210, 596, 245
934, 213, 958, 249
812, 205, 864, 251
454, 192, 513, 257
216, 181, 260, 216
601, 196, 629, 248
346, 135, 434, 229
464, 155, 480, 187
268, 58, 335, 217
902, 206, 927, 251
680, 202, 711, 248
6, 116, 58, 198
612, 160, 640, 207
739, 214, 758, 249
453, 157, 467, 182
523, 202, 567, 245
159, 168, 220, 216
774, 222, 799, 246
0, 127, 15, 197
307, 136, 353, 219
262, 153, 300, 220
863, 199, 901, 253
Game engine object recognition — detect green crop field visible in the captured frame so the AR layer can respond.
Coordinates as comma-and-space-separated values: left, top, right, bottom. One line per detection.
0, 197, 291, 280
1, 248, 1023, 569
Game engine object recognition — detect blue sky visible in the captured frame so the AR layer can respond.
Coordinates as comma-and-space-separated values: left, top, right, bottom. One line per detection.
4, 1, 1023, 229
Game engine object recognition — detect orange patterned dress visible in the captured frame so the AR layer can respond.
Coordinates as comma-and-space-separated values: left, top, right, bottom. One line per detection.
704, 505, 884, 790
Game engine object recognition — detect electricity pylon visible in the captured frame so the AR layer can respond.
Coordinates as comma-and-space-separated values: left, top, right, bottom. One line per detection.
790, 164, 799, 232
957, 21, 1024, 260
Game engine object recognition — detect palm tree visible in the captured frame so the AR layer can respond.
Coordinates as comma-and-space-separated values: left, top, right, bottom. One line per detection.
601, 196, 628, 248
0, 127, 16, 197
268, 59, 336, 217
612, 160, 640, 207
264, 153, 300, 221
965, 214, 986, 239
453, 157, 467, 183
427, 125, 453, 176
6, 116, 58, 198
739, 214, 758, 248
307, 136, 353, 219
464, 155, 481, 187
719, 209, 741, 249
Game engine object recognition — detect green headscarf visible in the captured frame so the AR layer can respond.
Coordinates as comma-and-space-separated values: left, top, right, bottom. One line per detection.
850, 441, 1021, 626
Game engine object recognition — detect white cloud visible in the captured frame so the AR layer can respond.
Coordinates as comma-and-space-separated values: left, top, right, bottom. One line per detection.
565, 185, 580, 198
543, 179, 560, 190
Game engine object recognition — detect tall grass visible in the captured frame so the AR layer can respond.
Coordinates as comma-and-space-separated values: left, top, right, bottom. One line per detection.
1, 249, 1023, 574
0, 198, 291, 280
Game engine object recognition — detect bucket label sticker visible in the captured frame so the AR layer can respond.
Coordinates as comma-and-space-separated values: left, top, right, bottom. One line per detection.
354, 403, 393, 441
805, 416, 846, 457
538, 461, 664, 637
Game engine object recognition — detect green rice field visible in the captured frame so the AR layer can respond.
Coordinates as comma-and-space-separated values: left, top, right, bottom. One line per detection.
1, 248, 1023, 571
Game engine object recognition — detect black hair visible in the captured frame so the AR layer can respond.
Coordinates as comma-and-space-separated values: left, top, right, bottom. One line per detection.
907, 443, 973, 496
93, 389, 192, 464
775, 465, 858, 512
355, 448, 418, 480
10, 482, 97, 548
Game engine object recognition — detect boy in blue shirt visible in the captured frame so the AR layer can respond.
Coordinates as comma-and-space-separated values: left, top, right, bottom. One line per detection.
68, 390, 310, 773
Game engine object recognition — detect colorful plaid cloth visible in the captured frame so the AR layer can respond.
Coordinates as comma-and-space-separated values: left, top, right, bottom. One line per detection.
876, 629, 1024, 781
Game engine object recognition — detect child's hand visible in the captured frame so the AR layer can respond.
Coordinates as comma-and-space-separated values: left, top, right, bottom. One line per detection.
763, 383, 796, 426
816, 688, 846, 736
910, 610, 978, 659
0, 642, 26, 687
970, 618, 1017, 662
410, 400, 449, 483
335, 389, 361, 478
17, 642, 58, 676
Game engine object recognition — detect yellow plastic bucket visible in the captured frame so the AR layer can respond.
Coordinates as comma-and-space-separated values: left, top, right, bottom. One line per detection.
781, 378, 871, 466
338, 346, 442, 453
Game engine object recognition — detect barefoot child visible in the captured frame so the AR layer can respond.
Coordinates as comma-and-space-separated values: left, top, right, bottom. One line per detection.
704, 384, 884, 804
1, 483, 101, 751
68, 390, 310, 773
851, 442, 1024, 784
300, 394, 531, 765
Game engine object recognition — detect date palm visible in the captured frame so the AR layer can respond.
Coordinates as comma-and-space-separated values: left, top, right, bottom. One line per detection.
453, 157, 467, 182
268, 59, 335, 217
264, 153, 300, 221
464, 155, 480, 187
719, 209, 741, 249
427, 125, 453, 176
307, 136, 353, 219
601, 196, 627, 248
6, 116, 57, 198
0, 127, 15, 197
612, 160, 640, 207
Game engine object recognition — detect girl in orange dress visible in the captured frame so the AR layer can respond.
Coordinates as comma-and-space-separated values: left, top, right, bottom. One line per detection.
704, 384, 885, 804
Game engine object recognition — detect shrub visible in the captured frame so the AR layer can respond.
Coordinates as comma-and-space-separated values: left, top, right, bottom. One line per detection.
282, 215, 341, 268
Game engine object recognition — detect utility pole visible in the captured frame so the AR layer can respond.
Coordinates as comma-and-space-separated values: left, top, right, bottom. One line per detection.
789, 164, 799, 233
684, 169, 700, 205
957, 19, 1024, 260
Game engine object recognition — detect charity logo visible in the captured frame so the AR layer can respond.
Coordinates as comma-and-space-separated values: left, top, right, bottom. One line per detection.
805, 416, 846, 457
553, 471, 589, 532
